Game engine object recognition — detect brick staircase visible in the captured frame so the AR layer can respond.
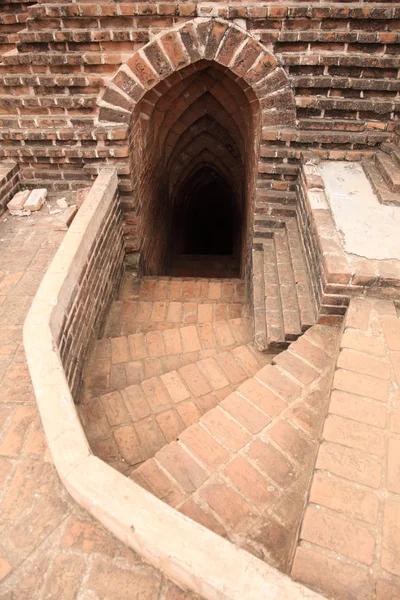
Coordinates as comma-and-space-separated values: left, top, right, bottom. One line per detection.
252, 203, 316, 352
79, 274, 272, 476
363, 142, 400, 206
79, 271, 339, 573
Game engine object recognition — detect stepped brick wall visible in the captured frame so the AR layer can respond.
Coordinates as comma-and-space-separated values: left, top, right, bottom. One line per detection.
0, 161, 20, 213
0, 3, 399, 259
53, 169, 125, 399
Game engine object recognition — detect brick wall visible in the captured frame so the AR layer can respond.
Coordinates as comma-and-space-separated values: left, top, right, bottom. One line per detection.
52, 169, 125, 401
0, 161, 20, 214
0, 4, 399, 265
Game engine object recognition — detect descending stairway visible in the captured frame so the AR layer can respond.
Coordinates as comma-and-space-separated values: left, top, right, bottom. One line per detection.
79, 274, 275, 476
167, 254, 240, 278
363, 142, 400, 206
252, 204, 316, 351
79, 270, 339, 572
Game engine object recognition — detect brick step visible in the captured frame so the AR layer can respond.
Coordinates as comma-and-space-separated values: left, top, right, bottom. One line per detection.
255, 189, 298, 206
362, 159, 400, 207
375, 150, 400, 193
381, 142, 400, 168
253, 215, 316, 350
87, 318, 255, 397
79, 340, 274, 475
102, 300, 249, 338
130, 324, 338, 570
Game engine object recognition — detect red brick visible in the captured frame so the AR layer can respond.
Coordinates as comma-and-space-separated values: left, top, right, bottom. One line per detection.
180, 325, 201, 352
301, 505, 375, 565
382, 498, 400, 576
341, 330, 386, 356
156, 409, 184, 443
214, 351, 247, 384
197, 357, 229, 390
163, 329, 182, 355
135, 418, 166, 458
128, 332, 147, 360
213, 321, 235, 347
381, 316, 400, 351
161, 371, 190, 403
179, 364, 211, 398
61, 518, 114, 555
289, 336, 330, 371
179, 423, 229, 470
316, 441, 382, 489
111, 336, 129, 364
337, 349, 390, 380
345, 298, 372, 331
238, 378, 286, 417
121, 384, 151, 421
387, 437, 400, 494
323, 415, 386, 457
292, 546, 373, 600
199, 477, 257, 532
256, 365, 302, 402
179, 498, 226, 537
156, 442, 208, 493
273, 351, 319, 385
141, 377, 171, 413
231, 344, 259, 375
376, 580, 400, 600
269, 420, 312, 465
201, 407, 251, 452
146, 331, 166, 357
333, 368, 389, 403
100, 391, 130, 427
0, 406, 35, 457
221, 392, 270, 433
131, 458, 184, 506
225, 456, 277, 509
114, 425, 145, 465
310, 471, 379, 524
246, 439, 295, 488
329, 390, 387, 429
176, 402, 201, 427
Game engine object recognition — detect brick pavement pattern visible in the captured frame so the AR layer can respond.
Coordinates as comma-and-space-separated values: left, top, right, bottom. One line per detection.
292, 297, 400, 600
0, 209, 200, 599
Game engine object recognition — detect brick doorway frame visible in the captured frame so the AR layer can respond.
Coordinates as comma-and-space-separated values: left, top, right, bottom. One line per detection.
96, 18, 296, 274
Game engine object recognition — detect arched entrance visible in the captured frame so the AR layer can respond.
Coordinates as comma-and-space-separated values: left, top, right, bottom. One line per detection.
97, 19, 296, 278
133, 60, 258, 277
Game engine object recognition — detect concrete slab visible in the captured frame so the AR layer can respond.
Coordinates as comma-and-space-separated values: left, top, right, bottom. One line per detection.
319, 161, 400, 261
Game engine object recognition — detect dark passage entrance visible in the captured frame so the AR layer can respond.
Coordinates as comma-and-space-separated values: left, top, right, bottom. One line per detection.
133, 61, 259, 279
183, 182, 235, 255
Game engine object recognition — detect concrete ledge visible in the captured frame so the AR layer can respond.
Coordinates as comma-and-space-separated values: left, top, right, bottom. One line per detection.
24, 169, 325, 600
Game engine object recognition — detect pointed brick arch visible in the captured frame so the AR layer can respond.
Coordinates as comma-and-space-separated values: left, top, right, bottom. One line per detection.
97, 18, 296, 130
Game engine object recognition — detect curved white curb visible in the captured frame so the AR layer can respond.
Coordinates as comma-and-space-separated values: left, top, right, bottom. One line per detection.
24, 168, 325, 600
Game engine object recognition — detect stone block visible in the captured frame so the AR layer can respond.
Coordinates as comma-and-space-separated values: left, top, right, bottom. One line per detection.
24, 188, 47, 212
7, 189, 30, 213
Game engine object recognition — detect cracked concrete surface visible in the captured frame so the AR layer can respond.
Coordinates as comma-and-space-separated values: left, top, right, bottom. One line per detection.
319, 161, 400, 261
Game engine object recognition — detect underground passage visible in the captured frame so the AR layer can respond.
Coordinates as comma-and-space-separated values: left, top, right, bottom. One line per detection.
132, 60, 260, 279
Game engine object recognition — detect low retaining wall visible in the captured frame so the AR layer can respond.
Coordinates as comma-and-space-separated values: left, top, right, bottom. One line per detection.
24, 167, 324, 600
297, 157, 400, 324
0, 161, 20, 214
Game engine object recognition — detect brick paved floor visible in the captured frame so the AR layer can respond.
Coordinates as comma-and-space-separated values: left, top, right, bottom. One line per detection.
0, 204, 199, 599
